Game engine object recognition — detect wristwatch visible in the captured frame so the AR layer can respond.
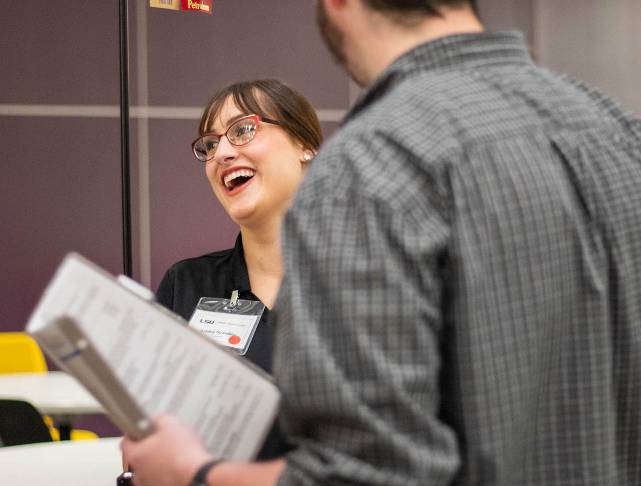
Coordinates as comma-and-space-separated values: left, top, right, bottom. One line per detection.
190, 459, 222, 486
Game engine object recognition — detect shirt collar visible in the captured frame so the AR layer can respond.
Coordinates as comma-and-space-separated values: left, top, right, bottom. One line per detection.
228, 233, 251, 295
345, 31, 532, 122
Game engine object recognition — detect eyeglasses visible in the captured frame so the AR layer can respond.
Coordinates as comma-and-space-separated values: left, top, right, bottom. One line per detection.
191, 114, 280, 163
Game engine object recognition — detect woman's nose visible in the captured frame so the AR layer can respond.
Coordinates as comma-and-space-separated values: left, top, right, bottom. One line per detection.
213, 136, 238, 166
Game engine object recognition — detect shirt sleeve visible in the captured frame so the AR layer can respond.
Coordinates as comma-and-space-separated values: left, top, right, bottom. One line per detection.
273, 179, 461, 485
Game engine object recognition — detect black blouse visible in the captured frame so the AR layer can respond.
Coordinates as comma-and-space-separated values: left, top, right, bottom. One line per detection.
156, 234, 288, 460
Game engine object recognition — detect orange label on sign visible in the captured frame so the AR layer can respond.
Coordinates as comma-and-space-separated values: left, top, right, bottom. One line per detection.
149, 0, 180, 10
181, 0, 212, 14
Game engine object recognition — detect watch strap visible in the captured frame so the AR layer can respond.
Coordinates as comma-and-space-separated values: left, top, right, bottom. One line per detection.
189, 459, 223, 486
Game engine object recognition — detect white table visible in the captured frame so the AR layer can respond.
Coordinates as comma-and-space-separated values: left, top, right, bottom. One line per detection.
0, 437, 123, 485
0, 371, 104, 439
0, 371, 103, 415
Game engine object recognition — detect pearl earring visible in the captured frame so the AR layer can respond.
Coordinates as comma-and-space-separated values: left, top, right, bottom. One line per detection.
302, 151, 314, 162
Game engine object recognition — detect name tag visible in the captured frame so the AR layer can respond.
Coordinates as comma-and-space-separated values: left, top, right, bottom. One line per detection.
188, 297, 264, 355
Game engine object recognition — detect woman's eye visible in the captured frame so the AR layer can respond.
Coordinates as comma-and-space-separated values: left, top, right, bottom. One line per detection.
234, 125, 254, 137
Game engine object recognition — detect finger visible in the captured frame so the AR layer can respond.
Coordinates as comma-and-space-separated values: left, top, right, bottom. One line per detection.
131, 473, 144, 486
120, 436, 135, 465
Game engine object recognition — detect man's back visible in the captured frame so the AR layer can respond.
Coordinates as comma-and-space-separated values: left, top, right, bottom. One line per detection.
276, 32, 641, 485
430, 41, 641, 484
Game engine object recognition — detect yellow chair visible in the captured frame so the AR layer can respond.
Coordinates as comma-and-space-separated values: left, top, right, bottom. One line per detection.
0, 332, 98, 441
0, 332, 47, 373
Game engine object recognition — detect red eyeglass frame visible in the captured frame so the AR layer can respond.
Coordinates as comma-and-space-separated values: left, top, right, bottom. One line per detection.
191, 114, 280, 163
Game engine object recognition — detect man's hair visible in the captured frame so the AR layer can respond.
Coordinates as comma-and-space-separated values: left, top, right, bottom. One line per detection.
363, 0, 478, 19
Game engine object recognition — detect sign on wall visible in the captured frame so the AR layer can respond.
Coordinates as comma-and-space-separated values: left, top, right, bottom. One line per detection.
149, 0, 212, 14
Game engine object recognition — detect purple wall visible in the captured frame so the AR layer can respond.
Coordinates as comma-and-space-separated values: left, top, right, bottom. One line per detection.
3, 0, 632, 439
1, 1, 346, 437
2, 0, 540, 330
1, 2, 347, 329
1, 3, 120, 105
0, 116, 123, 327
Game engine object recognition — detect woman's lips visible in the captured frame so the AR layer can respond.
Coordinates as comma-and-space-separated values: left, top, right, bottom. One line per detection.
220, 166, 257, 195
223, 174, 255, 195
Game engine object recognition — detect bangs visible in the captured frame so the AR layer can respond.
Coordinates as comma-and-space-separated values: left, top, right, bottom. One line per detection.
197, 79, 322, 152
199, 85, 275, 135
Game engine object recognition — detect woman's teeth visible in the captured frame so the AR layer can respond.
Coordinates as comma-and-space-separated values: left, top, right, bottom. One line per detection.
224, 169, 256, 189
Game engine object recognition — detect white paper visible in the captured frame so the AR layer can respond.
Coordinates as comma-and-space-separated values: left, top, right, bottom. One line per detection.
27, 253, 280, 461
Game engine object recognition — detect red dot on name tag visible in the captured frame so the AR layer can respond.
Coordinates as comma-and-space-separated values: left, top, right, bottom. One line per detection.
228, 335, 241, 345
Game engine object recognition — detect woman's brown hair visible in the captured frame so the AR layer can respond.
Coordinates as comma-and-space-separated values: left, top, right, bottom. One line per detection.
199, 79, 323, 153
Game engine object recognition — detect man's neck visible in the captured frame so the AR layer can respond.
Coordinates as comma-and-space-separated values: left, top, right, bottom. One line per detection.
358, 7, 484, 85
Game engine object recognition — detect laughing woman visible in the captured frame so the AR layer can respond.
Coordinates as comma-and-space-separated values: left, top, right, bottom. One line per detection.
155, 79, 322, 459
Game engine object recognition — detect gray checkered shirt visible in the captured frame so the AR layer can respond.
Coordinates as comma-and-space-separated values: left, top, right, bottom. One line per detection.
273, 31, 641, 485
